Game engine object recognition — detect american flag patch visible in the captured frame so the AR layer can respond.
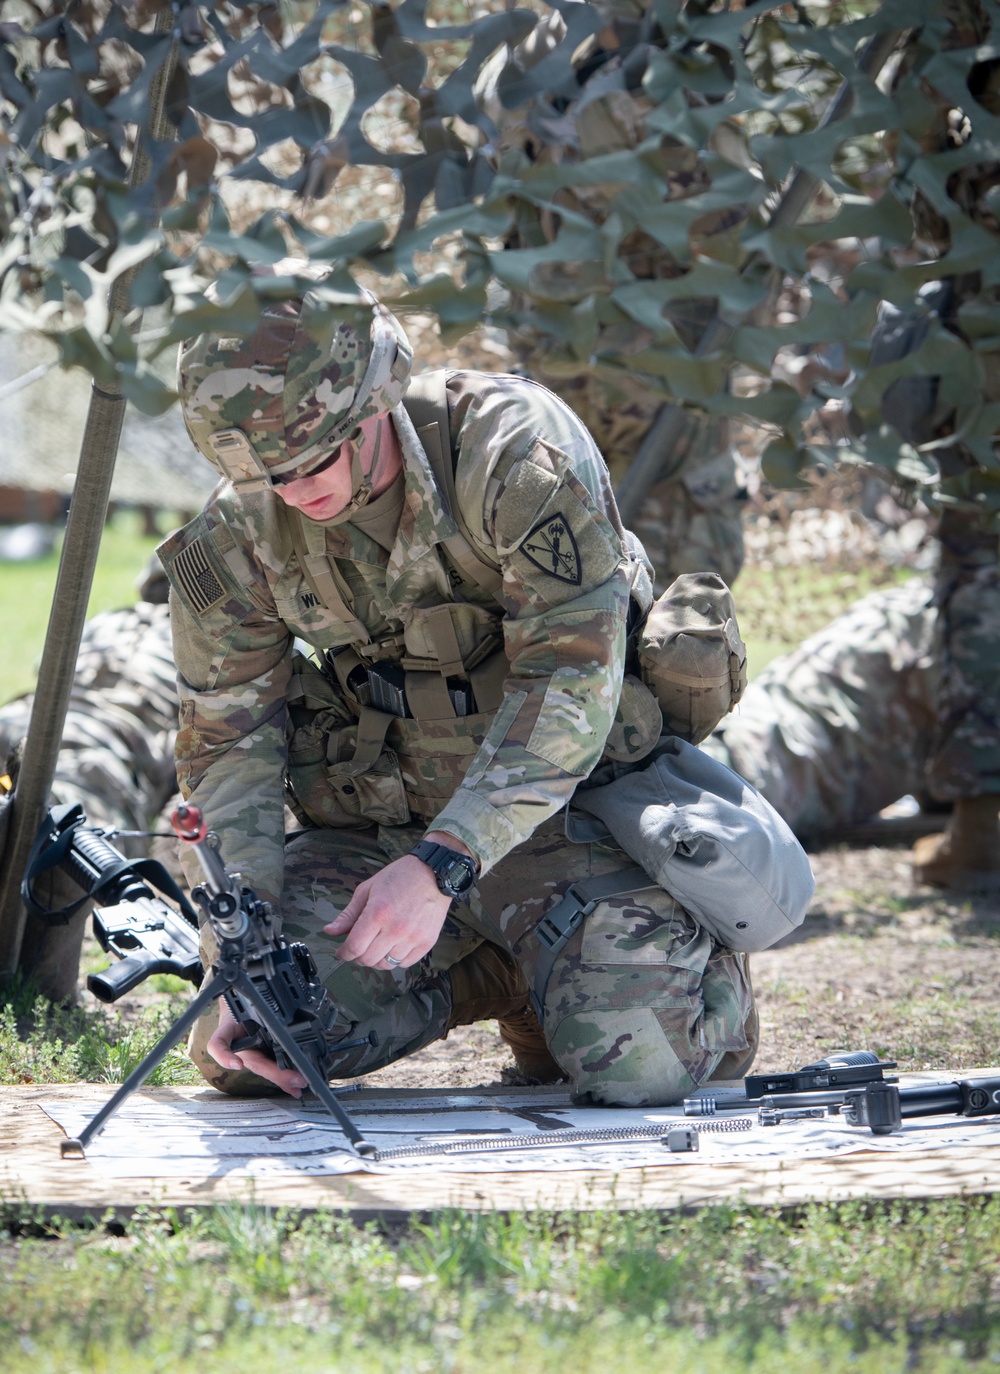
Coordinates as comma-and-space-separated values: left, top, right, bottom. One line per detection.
172, 536, 226, 614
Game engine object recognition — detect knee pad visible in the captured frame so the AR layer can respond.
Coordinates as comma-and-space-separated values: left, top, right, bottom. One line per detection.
547, 1006, 713, 1107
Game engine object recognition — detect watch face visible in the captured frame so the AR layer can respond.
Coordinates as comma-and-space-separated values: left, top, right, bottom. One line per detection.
441, 854, 476, 895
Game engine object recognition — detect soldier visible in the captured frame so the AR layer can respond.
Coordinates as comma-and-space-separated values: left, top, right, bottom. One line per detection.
703, 579, 938, 839
0, 566, 936, 1016
159, 269, 756, 1106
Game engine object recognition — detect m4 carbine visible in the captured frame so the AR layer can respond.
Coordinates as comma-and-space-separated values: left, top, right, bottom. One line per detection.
22, 803, 202, 1001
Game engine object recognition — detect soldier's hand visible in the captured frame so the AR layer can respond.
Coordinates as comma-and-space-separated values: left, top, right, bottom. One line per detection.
205, 998, 310, 1098
323, 855, 451, 969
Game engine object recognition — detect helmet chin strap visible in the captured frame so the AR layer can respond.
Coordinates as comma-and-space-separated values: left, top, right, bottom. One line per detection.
316, 420, 383, 526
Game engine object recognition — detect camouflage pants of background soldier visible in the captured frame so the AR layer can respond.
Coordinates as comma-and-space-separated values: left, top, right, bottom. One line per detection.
189, 813, 757, 1108
924, 496, 1000, 803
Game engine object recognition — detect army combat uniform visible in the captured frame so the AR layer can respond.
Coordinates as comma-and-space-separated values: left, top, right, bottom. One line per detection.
703, 580, 938, 838
160, 368, 755, 1106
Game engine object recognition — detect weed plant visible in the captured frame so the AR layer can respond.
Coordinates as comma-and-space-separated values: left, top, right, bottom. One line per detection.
0, 985, 198, 1088
1, 1199, 1000, 1371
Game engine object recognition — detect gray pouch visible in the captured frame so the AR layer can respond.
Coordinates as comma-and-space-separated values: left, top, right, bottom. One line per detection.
572, 736, 815, 952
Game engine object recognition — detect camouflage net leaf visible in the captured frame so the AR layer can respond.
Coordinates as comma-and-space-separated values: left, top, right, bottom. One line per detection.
0, 0, 997, 514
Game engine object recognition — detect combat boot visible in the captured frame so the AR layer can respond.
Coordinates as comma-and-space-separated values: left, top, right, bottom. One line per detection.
912, 795, 1000, 892
448, 942, 564, 1083
497, 1004, 565, 1085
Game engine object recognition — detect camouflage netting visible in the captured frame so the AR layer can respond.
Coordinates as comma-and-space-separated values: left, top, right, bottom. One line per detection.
0, 331, 214, 508
0, 0, 998, 531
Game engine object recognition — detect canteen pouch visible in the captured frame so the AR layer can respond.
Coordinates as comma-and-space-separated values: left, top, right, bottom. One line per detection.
638, 572, 747, 744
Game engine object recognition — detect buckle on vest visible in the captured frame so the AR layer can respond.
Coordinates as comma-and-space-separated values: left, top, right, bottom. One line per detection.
535, 887, 589, 951
355, 637, 406, 660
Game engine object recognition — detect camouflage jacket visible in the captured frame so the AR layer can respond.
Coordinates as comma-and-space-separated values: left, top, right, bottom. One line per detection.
159, 370, 653, 908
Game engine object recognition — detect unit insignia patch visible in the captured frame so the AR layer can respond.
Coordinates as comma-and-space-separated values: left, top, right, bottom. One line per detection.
520, 514, 582, 585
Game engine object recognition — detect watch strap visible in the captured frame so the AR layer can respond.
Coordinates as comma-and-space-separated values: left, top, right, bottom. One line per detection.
410, 840, 478, 897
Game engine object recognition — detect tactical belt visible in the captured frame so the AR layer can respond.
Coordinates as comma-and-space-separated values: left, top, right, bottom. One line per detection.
531, 864, 655, 1018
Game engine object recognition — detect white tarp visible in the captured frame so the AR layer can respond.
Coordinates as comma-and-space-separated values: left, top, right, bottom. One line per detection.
40, 1078, 1000, 1180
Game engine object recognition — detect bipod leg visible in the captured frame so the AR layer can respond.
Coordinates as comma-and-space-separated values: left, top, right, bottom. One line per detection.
61, 970, 234, 1158
230, 971, 375, 1158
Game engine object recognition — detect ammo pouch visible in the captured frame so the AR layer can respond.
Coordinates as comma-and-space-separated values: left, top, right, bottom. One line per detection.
285, 653, 412, 828
346, 659, 475, 719
637, 572, 747, 745
285, 598, 512, 829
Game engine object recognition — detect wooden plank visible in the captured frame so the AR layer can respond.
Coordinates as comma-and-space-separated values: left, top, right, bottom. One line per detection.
3, 1084, 1000, 1220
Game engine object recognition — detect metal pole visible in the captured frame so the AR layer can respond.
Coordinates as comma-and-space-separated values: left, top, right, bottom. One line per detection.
615, 27, 903, 524
0, 19, 177, 990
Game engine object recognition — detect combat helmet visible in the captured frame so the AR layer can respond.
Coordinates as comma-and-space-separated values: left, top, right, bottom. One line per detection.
179, 262, 412, 514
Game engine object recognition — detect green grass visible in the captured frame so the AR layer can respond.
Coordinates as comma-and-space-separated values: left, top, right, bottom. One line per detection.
2, 1199, 1000, 1371
735, 561, 917, 678
0, 985, 198, 1088
0, 510, 167, 705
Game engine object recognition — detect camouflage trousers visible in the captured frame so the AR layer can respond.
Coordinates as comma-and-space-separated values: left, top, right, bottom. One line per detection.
189, 815, 757, 1108
925, 504, 1000, 800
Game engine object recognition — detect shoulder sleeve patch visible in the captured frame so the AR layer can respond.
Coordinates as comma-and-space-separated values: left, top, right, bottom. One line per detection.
158, 511, 262, 624
500, 449, 625, 604
521, 514, 582, 586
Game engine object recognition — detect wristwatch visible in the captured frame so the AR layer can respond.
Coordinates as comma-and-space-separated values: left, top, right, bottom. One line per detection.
410, 840, 478, 900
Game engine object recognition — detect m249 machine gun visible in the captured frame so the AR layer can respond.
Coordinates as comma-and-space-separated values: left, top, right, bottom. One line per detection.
24, 802, 377, 1158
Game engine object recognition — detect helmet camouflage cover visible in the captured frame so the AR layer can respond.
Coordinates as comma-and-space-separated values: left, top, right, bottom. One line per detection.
179, 269, 413, 490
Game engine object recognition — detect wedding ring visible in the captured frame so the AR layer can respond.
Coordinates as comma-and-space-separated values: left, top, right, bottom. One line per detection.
385, 954, 403, 966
